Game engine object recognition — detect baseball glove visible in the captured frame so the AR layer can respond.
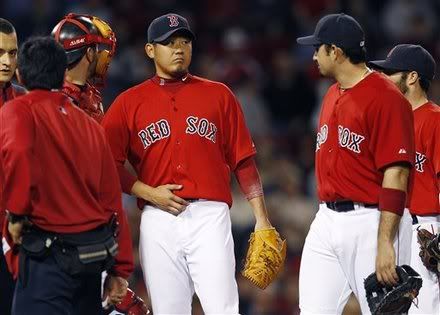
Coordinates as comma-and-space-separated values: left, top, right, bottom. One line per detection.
364, 265, 422, 315
241, 227, 286, 289
417, 227, 440, 273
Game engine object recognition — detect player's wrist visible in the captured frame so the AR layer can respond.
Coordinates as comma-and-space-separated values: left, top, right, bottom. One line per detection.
379, 187, 406, 216
132, 181, 154, 202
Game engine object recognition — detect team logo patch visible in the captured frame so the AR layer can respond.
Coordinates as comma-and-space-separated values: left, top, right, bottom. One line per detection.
167, 15, 179, 27
415, 152, 427, 173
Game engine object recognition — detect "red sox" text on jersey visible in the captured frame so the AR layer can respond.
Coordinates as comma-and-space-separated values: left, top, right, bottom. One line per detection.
338, 125, 365, 153
137, 116, 218, 148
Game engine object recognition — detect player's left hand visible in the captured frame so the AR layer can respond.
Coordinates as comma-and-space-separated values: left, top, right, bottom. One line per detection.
376, 240, 399, 286
104, 275, 129, 305
8, 221, 24, 244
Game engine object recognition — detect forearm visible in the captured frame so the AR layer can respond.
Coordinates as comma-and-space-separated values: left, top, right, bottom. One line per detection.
248, 196, 271, 228
131, 180, 155, 202
378, 211, 400, 242
378, 165, 410, 241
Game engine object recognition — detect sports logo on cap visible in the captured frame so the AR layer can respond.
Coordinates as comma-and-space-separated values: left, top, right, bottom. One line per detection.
167, 15, 179, 27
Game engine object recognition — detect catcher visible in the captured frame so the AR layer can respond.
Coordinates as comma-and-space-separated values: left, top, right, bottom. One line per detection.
370, 44, 439, 314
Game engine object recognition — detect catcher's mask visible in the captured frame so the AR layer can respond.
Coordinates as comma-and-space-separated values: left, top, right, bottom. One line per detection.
51, 13, 116, 86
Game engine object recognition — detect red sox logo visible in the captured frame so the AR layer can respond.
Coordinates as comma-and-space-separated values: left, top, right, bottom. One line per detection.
167, 15, 179, 27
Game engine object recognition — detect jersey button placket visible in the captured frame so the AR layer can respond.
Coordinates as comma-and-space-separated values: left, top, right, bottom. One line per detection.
171, 96, 183, 179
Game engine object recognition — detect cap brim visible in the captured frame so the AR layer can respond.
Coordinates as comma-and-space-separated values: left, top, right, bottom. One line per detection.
296, 35, 321, 46
368, 60, 389, 70
152, 28, 195, 43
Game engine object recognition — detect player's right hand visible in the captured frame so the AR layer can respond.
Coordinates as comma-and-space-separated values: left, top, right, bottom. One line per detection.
375, 240, 399, 286
138, 182, 189, 214
8, 221, 24, 245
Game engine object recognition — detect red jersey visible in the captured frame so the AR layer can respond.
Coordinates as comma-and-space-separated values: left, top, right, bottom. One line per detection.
315, 72, 415, 202
408, 102, 440, 215
0, 90, 133, 278
102, 74, 256, 208
62, 80, 104, 122
0, 82, 26, 235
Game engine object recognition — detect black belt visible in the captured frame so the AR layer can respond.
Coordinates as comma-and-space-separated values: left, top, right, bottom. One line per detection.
412, 215, 418, 224
326, 200, 378, 212
185, 198, 201, 203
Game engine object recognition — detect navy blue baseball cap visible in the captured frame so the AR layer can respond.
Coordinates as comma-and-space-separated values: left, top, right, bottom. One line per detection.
147, 13, 195, 44
297, 13, 365, 50
369, 44, 436, 80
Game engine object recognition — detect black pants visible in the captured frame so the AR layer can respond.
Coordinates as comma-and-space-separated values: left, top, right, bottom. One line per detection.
0, 249, 15, 315
12, 254, 104, 315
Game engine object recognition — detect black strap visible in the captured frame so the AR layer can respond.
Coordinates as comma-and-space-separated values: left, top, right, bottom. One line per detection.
326, 200, 378, 212
412, 215, 419, 225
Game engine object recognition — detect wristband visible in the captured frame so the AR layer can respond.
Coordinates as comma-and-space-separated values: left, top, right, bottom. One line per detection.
379, 188, 406, 216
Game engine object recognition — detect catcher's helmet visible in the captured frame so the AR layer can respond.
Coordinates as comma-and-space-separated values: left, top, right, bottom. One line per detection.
51, 13, 116, 85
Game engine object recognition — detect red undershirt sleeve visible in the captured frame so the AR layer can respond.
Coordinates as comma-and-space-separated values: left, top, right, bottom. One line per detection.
234, 156, 264, 200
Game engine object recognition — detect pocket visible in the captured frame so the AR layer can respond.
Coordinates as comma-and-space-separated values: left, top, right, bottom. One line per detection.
21, 233, 53, 258
53, 236, 118, 276
52, 245, 83, 275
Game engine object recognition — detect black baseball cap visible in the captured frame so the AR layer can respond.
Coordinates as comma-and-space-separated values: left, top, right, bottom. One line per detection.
147, 13, 195, 44
297, 13, 365, 50
369, 44, 436, 81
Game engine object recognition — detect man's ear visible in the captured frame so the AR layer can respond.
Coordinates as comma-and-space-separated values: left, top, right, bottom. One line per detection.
407, 71, 419, 86
145, 43, 155, 59
331, 45, 345, 62
85, 46, 97, 63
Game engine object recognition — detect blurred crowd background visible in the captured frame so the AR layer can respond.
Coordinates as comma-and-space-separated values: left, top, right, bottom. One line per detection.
2, 0, 440, 314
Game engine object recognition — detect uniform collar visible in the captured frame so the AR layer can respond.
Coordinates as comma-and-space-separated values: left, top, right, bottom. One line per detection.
151, 73, 192, 86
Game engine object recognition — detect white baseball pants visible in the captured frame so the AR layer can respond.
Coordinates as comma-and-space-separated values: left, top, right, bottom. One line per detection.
139, 200, 239, 315
299, 203, 412, 315
409, 215, 440, 315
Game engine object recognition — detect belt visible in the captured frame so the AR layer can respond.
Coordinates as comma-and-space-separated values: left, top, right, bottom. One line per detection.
412, 215, 418, 225
325, 200, 378, 212
185, 198, 202, 203
411, 214, 440, 225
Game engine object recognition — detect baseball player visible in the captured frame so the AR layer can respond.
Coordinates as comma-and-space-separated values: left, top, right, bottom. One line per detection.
102, 13, 273, 315
51, 12, 116, 122
51, 13, 149, 312
2, 13, 115, 283
1, 36, 134, 315
0, 17, 25, 315
296, 14, 415, 314
370, 44, 440, 314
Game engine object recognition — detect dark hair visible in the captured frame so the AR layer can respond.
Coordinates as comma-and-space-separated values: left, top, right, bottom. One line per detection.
18, 37, 67, 90
324, 44, 367, 64
0, 18, 15, 34
419, 77, 431, 93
